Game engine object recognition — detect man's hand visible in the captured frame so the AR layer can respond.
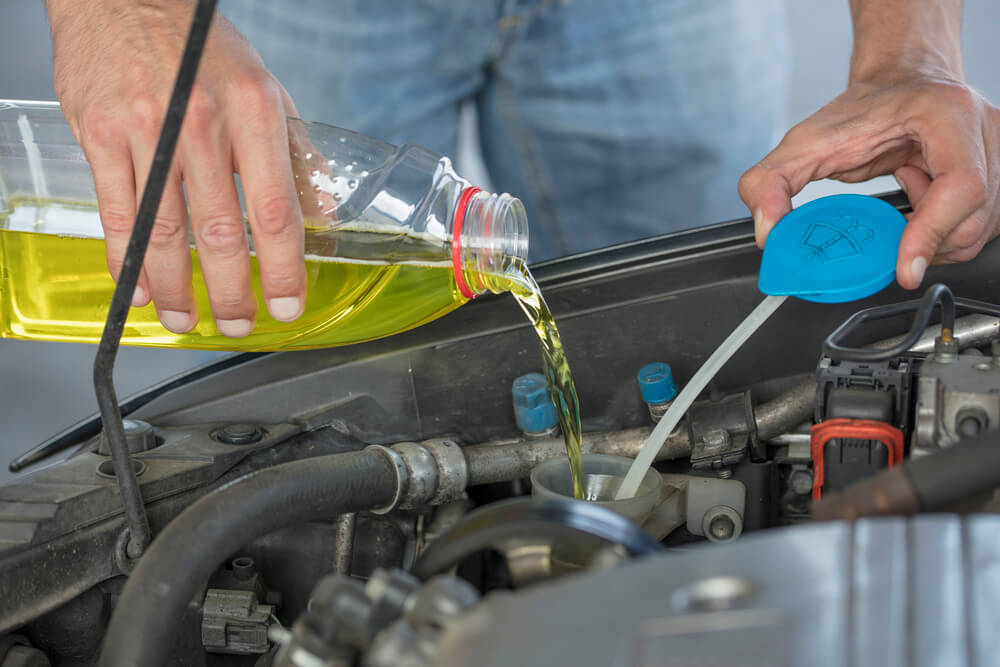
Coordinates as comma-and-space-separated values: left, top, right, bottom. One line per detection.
46, 0, 306, 336
739, 0, 1000, 290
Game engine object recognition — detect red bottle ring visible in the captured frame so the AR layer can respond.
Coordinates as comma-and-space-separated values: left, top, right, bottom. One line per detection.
451, 186, 482, 300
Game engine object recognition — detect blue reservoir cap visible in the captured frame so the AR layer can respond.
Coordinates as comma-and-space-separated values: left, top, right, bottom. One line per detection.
637, 362, 678, 405
758, 194, 906, 303
512, 373, 558, 434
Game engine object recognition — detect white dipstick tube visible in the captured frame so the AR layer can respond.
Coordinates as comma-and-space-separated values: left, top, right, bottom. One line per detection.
615, 294, 788, 500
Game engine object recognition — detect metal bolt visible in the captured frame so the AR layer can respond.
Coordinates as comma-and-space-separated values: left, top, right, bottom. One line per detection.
717, 468, 733, 479
702, 429, 731, 451
955, 407, 989, 439
702, 506, 743, 543
789, 469, 813, 495
99, 419, 157, 455
708, 514, 736, 541
215, 423, 264, 445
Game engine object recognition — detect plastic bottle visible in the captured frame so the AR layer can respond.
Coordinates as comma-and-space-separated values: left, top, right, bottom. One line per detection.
0, 100, 527, 350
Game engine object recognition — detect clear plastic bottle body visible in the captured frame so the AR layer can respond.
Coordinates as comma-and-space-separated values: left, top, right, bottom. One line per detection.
0, 100, 527, 350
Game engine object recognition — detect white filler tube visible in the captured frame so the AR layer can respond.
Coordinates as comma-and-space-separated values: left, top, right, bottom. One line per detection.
615, 294, 788, 500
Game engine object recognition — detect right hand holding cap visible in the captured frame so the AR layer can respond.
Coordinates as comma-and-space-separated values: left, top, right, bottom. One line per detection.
46, 0, 307, 337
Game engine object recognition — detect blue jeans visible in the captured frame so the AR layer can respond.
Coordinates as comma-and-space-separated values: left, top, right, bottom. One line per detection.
221, 0, 788, 262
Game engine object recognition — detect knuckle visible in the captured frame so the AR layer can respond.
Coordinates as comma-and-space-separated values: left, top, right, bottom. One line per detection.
183, 88, 221, 137
235, 72, 282, 117
737, 162, 774, 200
148, 214, 189, 249
128, 93, 165, 139
949, 215, 988, 249
737, 167, 760, 200
252, 194, 300, 236
100, 205, 135, 235
959, 172, 988, 210
197, 215, 247, 256
80, 106, 120, 149
938, 82, 980, 111
946, 243, 983, 263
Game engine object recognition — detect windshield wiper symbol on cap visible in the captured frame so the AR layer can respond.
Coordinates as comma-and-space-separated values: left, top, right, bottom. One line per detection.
800, 215, 874, 264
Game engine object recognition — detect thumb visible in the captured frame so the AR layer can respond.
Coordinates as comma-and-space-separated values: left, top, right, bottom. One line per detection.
738, 162, 795, 249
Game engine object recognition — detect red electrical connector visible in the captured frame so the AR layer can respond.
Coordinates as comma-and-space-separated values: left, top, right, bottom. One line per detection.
810, 419, 905, 500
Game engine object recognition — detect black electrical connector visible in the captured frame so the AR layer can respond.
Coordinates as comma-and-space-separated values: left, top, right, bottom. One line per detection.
92, 0, 218, 560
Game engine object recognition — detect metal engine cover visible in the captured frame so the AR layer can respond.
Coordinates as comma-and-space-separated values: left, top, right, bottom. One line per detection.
433, 516, 1000, 667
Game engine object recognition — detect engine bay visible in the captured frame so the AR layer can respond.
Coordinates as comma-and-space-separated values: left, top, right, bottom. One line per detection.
2, 194, 1000, 666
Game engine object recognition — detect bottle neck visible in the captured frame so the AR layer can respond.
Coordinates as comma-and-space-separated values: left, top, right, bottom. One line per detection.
452, 187, 529, 298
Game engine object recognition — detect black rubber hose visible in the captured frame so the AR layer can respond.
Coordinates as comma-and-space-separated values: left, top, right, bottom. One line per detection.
905, 432, 1000, 510
813, 431, 1000, 520
98, 448, 397, 667
411, 497, 663, 580
823, 283, 956, 362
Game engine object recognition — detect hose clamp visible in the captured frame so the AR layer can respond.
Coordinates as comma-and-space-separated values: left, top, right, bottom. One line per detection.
366, 445, 408, 515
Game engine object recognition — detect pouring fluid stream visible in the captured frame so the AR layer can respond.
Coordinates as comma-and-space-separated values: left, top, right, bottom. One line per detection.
507, 266, 585, 499
615, 295, 788, 500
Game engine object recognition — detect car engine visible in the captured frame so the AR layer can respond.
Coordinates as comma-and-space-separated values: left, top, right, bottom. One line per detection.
2, 191, 1000, 666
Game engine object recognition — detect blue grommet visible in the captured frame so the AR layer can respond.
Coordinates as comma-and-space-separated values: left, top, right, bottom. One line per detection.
512, 373, 558, 434
637, 362, 678, 405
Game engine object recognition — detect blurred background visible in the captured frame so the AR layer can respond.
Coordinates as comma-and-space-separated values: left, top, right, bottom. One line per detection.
0, 1, 998, 482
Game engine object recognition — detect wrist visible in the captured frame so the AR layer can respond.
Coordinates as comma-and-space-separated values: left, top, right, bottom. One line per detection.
850, 48, 964, 87
848, 0, 964, 86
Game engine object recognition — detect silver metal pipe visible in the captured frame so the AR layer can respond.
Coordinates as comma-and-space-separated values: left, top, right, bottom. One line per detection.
465, 381, 823, 486
464, 314, 1000, 486
755, 376, 816, 441
464, 428, 687, 486
332, 513, 357, 575
871, 313, 1000, 353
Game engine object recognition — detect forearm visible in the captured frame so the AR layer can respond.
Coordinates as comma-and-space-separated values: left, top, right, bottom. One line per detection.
848, 0, 964, 83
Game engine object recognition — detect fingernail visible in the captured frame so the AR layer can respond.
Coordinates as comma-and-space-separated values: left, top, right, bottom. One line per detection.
753, 208, 766, 247
159, 310, 194, 334
131, 286, 149, 307
217, 318, 253, 338
910, 256, 928, 285
268, 296, 303, 322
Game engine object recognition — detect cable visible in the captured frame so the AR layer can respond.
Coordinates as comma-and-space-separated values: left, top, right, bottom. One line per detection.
822, 283, 956, 362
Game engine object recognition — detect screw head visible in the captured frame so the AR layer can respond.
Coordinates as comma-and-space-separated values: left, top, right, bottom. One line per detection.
215, 423, 264, 445
702, 506, 743, 543
703, 429, 731, 450
789, 470, 814, 495
708, 514, 736, 541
